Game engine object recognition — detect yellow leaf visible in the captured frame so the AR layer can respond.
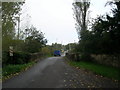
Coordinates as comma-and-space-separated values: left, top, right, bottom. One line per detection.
88, 86, 90, 88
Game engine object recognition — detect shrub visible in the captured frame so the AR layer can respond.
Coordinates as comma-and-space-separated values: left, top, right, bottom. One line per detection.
2, 51, 31, 66
80, 53, 93, 62
13, 52, 31, 64
2, 51, 9, 66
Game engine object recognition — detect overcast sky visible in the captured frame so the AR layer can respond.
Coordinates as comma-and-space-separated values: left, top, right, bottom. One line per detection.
20, 0, 112, 45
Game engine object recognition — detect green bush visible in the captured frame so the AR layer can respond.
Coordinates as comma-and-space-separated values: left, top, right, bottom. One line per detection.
2, 51, 31, 66
80, 53, 93, 62
13, 52, 31, 64
2, 51, 9, 65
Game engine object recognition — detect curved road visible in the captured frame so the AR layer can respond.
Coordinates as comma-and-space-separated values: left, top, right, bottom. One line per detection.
3, 57, 119, 88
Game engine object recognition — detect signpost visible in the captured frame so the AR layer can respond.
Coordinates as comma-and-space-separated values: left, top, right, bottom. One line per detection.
9, 46, 13, 56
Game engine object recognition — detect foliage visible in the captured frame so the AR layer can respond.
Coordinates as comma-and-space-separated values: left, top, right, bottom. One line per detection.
23, 26, 47, 53
68, 60, 120, 80
41, 45, 53, 56
2, 2, 48, 66
79, 53, 93, 61
65, 43, 77, 53
2, 51, 31, 66
90, 1, 120, 54
51, 43, 62, 51
2, 2, 24, 51
74, 1, 120, 56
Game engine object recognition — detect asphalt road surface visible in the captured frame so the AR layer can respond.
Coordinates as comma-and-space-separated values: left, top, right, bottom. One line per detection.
3, 57, 119, 88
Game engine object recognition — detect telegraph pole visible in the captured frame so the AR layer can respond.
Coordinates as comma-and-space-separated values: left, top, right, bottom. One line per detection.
17, 13, 21, 40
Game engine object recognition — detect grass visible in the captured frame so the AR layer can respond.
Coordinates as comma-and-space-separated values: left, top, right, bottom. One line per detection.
68, 60, 120, 81
0, 68, 2, 82
2, 61, 35, 80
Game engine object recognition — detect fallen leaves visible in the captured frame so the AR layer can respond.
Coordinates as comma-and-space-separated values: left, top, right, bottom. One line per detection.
100, 75, 103, 77
64, 80, 66, 82
65, 73, 68, 75
81, 83, 84, 86
114, 80, 118, 82
87, 85, 90, 88
76, 67, 80, 69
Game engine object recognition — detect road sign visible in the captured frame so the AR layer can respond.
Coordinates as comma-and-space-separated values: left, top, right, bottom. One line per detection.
9, 46, 13, 56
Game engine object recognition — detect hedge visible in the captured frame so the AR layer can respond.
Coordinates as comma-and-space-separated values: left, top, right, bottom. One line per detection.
2, 51, 31, 67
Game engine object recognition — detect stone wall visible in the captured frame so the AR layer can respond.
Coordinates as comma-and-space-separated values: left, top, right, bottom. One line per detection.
91, 54, 120, 68
30, 52, 44, 62
65, 52, 81, 61
66, 52, 120, 68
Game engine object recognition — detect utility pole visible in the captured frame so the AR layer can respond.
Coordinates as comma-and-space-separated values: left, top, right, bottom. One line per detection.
17, 13, 21, 40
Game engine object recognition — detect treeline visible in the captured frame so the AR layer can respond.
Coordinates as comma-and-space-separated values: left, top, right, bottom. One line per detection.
41, 43, 65, 56
76, 1, 120, 55
2, 2, 47, 66
68, 1, 120, 67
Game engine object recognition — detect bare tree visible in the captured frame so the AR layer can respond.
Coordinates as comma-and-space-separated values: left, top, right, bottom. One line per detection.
73, 0, 90, 39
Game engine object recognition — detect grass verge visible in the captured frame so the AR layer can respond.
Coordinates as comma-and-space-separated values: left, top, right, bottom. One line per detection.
2, 61, 35, 81
67, 59, 120, 81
